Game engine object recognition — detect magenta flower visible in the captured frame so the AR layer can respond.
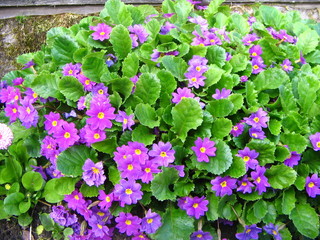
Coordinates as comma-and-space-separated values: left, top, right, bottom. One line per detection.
309, 132, 320, 151
50, 205, 78, 227
251, 166, 270, 195
140, 162, 161, 183
230, 122, 245, 137
240, 76, 248, 82
149, 141, 175, 167
184, 196, 209, 219
212, 88, 231, 99
275, 29, 295, 43
251, 57, 266, 74
88, 216, 110, 238
115, 212, 141, 236
305, 174, 320, 198
236, 224, 262, 240
0, 123, 14, 150
117, 155, 142, 180
4, 103, 19, 122
249, 127, 266, 139
263, 223, 282, 240
114, 179, 143, 207
283, 147, 301, 167
82, 159, 106, 187
237, 175, 254, 194
77, 96, 87, 110
236, 147, 259, 170
92, 83, 109, 97
172, 87, 195, 104
12, 77, 24, 86
62, 63, 81, 77
188, 55, 208, 67
190, 230, 213, 240
90, 23, 112, 41
169, 164, 185, 177
249, 45, 262, 58
189, 16, 208, 31
53, 121, 79, 150
141, 209, 162, 234
127, 141, 149, 164
245, 108, 269, 129
211, 176, 237, 197
128, 24, 149, 48
204, 32, 222, 46
185, 72, 206, 89
98, 190, 114, 210
114, 144, 131, 163
242, 33, 260, 46
191, 137, 216, 162
77, 73, 96, 91
0, 86, 21, 104
44, 112, 62, 135
64, 189, 86, 211
86, 96, 116, 130
80, 125, 106, 146
115, 110, 135, 131
24, 88, 39, 103
18, 98, 39, 128
281, 59, 293, 72
40, 135, 59, 163
160, 21, 176, 35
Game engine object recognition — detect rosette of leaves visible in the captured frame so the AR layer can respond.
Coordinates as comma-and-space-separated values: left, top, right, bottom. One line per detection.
0, 0, 320, 239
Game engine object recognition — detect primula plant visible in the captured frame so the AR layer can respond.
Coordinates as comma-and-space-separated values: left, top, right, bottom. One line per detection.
0, 0, 320, 239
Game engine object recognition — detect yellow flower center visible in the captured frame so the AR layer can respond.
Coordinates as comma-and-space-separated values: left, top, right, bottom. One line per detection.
220, 181, 227, 187
139, 235, 144, 239
242, 182, 247, 186
191, 77, 197, 82
125, 189, 133, 195
135, 149, 141, 155
272, 230, 278, 235
308, 182, 315, 188
12, 108, 17, 113
47, 144, 52, 149
252, 52, 257, 57
253, 117, 260, 123
14, 95, 19, 100
252, 133, 258, 138
145, 168, 151, 173
64, 132, 71, 139
125, 220, 132, 225
123, 118, 128, 124
199, 43, 204, 47
127, 164, 134, 170
160, 151, 167, 157
256, 177, 261, 183
106, 196, 111, 202
193, 203, 199, 208
97, 224, 103, 229
26, 107, 31, 114
123, 155, 127, 159
147, 218, 153, 224
85, 80, 90, 85
253, 65, 259, 70
283, 65, 288, 69
197, 234, 203, 238
100, 32, 106, 36
200, 147, 206, 153
196, 66, 201, 71
246, 229, 251, 233
52, 120, 57, 127
317, 142, 320, 148
68, 70, 73, 75
210, 39, 215, 43
94, 133, 100, 139
98, 89, 104, 95
33, 93, 38, 98
243, 156, 250, 162
98, 112, 104, 119
74, 195, 79, 200
92, 167, 100, 174
233, 126, 238, 131
97, 212, 105, 217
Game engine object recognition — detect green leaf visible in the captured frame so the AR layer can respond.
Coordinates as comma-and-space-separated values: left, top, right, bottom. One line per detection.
110, 25, 132, 60
158, 70, 177, 95
253, 200, 268, 220
258, 37, 285, 65
268, 119, 282, 136
157, 42, 178, 53
290, 204, 319, 239
301, 149, 320, 172
161, 55, 188, 80
92, 137, 118, 155
282, 187, 296, 215
145, 19, 162, 40
105, 0, 133, 26
1, 158, 22, 183
266, 165, 297, 189
122, 53, 139, 78
40, 213, 55, 231
206, 193, 219, 221
108, 165, 121, 185
59, 76, 84, 102
275, 146, 291, 162
21, 172, 44, 192
57, 145, 97, 177
151, 167, 179, 201
204, 0, 225, 19
171, 98, 203, 142
212, 118, 232, 139
253, 68, 289, 92
229, 94, 244, 115
4, 193, 24, 216
224, 156, 246, 178
247, 139, 276, 166
52, 35, 79, 65
43, 179, 64, 203
82, 52, 109, 83
80, 184, 101, 197
192, 140, 233, 175
154, 206, 194, 240
23, 134, 41, 158
135, 103, 160, 128
110, 77, 134, 102
134, 73, 161, 105
246, 81, 258, 107
18, 213, 33, 227
31, 72, 64, 100
229, 54, 248, 73
280, 133, 308, 154
279, 85, 298, 113
206, 99, 234, 118
263, 202, 277, 224
204, 64, 225, 88
259, 5, 286, 29
174, 0, 193, 24
132, 125, 156, 146
19, 200, 31, 214
174, 181, 195, 197
206, 45, 226, 68
297, 29, 319, 55
54, 177, 78, 195
231, 13, 250, 36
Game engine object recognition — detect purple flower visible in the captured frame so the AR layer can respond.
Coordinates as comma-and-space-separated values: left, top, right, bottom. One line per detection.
275, 29, 295, 43
236, 147, 259, 170
169, 164, 185, 177
309, 132, 320, 151
18, 98, 39, 128
4, 103, 19, 122
281, 59, 293, 72
0, 86, 21, 104
248, 16, 256, 25
242, 33, 260, 46
249, 45, 262, 58
149, 141, 175, 167
184, 196, 209, 219
40, 136, 59, 162
132, 233, 149, 240
88, 217, 110, 238
128, 141, 149, 164
188, 55, 208, 66
240, 76, 248, 82
90, 23, 112, 41
50, 205, 78, 227
230, 122, 245, 137
263, 223, 282, 240
160, 21, 176, 35
53, 121, 79, 150
245, 108, 269, 129
86, 96, 115, 130
141, 209, 162, 234
211, 176, 237, 197
77, 96, 87, 110
190, 230, 213, 240
251, 57, 266, 74
204, 33, 222, 46
249, 127, 266, 139
98, 190, 114, 210
212, 88, 231, 99
82, 159, 106, 187
128, 24, 149, 48
189, 16, 208, 31
236, 224, 262, 240
114, 179, 143, 207
92, 83, 109, 96
298, 51, 307, 64
80, 125, 106, 146
115, 111, 135, 131
225, 52, 232, 61
22, 60, 35, 69
251, 166, 270, 195
150, 49, 179, 62
172, 87, 195, 104
62, 63, 81, 77
64, 190, 86, 211
105, 53, 117, 67
140, 162, 161, 183
44, 112, 62, 135
305, 174, 320, 197
191, 137, 216, 162
24, 88, 39, 103
77, 74, 96, 91
12, 77, 24, 85
185, 71, 206, 89
237, 175, 255, 194
117, 155, 142, 180
115, 212, 141, 236
283, 147, 301, 167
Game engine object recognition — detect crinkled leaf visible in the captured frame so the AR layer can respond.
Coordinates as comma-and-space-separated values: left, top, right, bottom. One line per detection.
259, 5, 286, 29
224, 156, 246, 178
161, 55, 188, 80
110, 25, 132, 60
280, 133, 308, 154
174, 181, 195, 197
275, 145, 291, 162
206, 99, 234, 118
54, 177, 78, 195
268, 119, 282, 136
31, 72, 64, 100
231, 13, 250, 36
282, 187, 296, 215
104, 0, 133, 27
80, 184, 102, 198
132, 125, 156, 146
59, 76, 84, 102
206, 45, 226, 68
110, 77, 134, 102
297, 29, 319, 55
82, 52, 109, 83
204, 64, 225, 88
174, 0, 193, 24
52, 35, 79, 65
279, 85, 298, 113
204, 0, 225, 19
301, 149, 320, 172
158, 70, 177, 95
151, 167, 179, 201
207, 193, 219, 221
135, 73, 161, 105
247, 139, 276, 166
253, 200, 268, 220
212, 118, 232, 139
171, 98, 203, 142
108, 165, 121, 185
92, 137, 118, 155
229, 54, 248, 73
266, 165, 297, 189
122, 53, 139, 78
229, 94, 244, 115
135, 103, 160, 128
246, 81, 259, 107
254, 68, 289, 92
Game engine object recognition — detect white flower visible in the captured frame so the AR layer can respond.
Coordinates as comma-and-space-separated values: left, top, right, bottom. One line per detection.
0, 123, 13, 150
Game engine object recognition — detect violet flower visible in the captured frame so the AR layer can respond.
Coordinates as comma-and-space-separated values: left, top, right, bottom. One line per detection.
190, 230, 213, 240
305, 174, 320, 197
242, 33, 260, 46
127, 141, 149, 164
53, 121, 79, 150
249, 45, 262, 58
263, 223, 282, 240
281, 59, 293, 72
90, 23, 112, 41
98, 190, 114, 210
212, 88, 231, 100
237, 175, 255, 194
141, 209, 162, 234
149, 141, 175, 167
62, 63, 81, 77
172, 87, 195, 104
283, 147, 301, 168
44, 112, 62, 134
64, 190, 86, 211
128, 24, 149, 48
18, 98, 39, 129
245, 108, 269, 129
251, 166, 270, 195
230, 122, 245, 137
4, 103, 19, 122
140, 162, 161, 183
184, 196, 209, 219
50, 205, 78, 227
114, 179, 143, 207
117, 155, 142, 180
251, 57, 266, 74
236, 147, 259, 170
82, 159, 106, 186
211, 176, 237, 197
249, 127, 266, 139
236, 224, 262, 240
191, 137, 217, 162
309, 132, 320, 151
240, 76, 248, 82
160, 21, 176, 35
115, 110, 135, 131
115, 212, 141, 236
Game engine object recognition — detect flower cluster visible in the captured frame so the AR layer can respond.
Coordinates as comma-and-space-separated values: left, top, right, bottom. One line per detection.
185, 55, 208, 88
